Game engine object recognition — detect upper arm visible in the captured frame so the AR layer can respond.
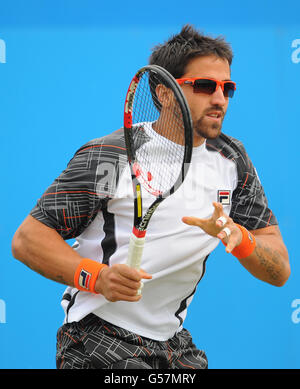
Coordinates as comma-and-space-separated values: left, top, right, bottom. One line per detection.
29, 138, 127, 240
250, 225, 289, 263
229, 141, 277, 231
250, 224, 282, 238
30, 146, 104, 239
12, 214, 60, 258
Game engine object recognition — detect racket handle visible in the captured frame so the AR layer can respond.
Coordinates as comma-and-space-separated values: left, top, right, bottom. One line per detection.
126, 233, 145, 269
127, 233, 146, 295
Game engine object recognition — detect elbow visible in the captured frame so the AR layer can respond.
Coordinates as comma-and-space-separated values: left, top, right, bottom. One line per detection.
274, 262, 291, 287
277, 269, 291, 287
11, 226, 27, 261
273, 245, 291, 287
274, 279, 289, 287
11, 230, 21, 259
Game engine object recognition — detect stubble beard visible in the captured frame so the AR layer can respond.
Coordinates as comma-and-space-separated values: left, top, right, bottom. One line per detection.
193, 115, 224, 140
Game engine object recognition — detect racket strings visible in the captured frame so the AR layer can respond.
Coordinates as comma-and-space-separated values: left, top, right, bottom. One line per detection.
131, 71, 186, 196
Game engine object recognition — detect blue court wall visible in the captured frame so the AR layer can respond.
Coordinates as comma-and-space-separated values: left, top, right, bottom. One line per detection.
0, 0, 300, 369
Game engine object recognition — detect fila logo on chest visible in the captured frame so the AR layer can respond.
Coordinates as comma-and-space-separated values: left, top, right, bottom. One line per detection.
217, 190, 231, 205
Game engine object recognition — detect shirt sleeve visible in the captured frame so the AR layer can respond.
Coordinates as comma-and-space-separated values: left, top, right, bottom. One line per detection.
229, 140, 278, 230
30, 136, 127, 240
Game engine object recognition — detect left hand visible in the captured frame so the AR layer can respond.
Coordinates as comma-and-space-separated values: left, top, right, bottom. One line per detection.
182, 202, 243, 253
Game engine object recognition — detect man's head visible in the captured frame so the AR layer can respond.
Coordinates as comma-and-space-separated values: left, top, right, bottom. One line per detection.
149, 25, 234, 145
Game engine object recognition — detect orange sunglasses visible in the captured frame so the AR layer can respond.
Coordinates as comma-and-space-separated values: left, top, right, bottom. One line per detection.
176, 77, 236, 98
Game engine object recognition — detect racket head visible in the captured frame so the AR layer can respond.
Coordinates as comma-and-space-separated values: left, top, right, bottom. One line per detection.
124, 65, 193, 231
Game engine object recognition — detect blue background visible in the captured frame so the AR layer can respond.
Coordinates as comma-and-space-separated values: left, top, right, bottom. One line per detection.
0, 0, 300, 369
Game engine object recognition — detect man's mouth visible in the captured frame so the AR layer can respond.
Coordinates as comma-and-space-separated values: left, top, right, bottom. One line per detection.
205, 111, 223, 122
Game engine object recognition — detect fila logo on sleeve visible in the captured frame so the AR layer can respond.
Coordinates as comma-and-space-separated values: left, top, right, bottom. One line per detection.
218, 190, 231, 205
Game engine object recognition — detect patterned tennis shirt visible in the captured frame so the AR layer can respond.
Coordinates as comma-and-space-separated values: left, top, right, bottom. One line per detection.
30, 128, 277, 340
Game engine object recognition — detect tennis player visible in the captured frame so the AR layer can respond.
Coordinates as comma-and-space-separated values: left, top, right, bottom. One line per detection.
12, 25, 290, 369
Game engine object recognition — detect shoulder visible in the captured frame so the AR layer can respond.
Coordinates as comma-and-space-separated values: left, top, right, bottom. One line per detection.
66, 129, 128, 172
75, 128, 127, 156
206, 133, 249, 166
206, 133, 256, 186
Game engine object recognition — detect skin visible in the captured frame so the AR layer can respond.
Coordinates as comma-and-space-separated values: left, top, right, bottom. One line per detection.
154, 55, 230, 146
179, 55, 230, 146
11, 215, 151, 301
11, 55, 290, 303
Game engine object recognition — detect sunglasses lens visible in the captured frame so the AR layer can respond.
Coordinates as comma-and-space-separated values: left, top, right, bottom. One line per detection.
224, 82, 235, 98
193, 79, 217, 94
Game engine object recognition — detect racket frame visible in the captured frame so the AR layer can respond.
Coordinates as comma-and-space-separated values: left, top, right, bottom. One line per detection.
123, 65, 193, 276
124, 65, 193, 235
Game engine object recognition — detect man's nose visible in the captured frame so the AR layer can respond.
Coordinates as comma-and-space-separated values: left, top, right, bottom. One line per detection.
210, 86, 227, 106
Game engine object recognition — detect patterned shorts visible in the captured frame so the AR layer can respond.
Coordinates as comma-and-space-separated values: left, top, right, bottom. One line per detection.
56, 313, 208, 369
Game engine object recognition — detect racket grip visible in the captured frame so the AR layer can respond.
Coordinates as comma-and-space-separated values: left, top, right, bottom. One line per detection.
126, 233, 145, 269
126, 232, 146, 295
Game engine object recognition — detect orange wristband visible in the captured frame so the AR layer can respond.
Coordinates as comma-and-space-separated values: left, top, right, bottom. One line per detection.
74, 258, 107, 293
223, 224, 256, 260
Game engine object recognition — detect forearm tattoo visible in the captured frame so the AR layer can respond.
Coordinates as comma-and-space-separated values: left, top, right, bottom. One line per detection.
21, 258, 69, 286
253, 241, 285, 283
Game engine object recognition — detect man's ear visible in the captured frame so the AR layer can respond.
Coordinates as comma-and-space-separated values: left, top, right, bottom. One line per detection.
155, 84, 174, 108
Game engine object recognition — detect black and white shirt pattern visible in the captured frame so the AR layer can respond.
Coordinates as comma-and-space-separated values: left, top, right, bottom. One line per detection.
31, 128, 277, 341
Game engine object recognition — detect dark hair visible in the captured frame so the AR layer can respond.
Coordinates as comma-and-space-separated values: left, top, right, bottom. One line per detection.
149, 24, 233, 78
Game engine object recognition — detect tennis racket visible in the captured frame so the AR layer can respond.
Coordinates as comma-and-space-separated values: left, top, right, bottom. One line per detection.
123, 65, 193, 292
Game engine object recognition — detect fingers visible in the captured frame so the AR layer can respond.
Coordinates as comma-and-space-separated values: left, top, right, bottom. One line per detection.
212, 201, 224, 220
216, 215, 227, 228
118, 264, 152, 282
216, 214, 233, 241
139, 268, 153, 280
96, 264, 152, 302
216, 219, 243, 253
217, 226, 232, 243
222, 228, 242, 253
214, 203, 235, 244
182, 202, 243, 253
182, 216, 205, 227
217, 226, 231, 240
182, 202, 225, 227
182, 202, 227, 237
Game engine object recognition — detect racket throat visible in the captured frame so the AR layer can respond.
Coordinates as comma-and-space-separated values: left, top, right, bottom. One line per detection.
133, 226, 146, 238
